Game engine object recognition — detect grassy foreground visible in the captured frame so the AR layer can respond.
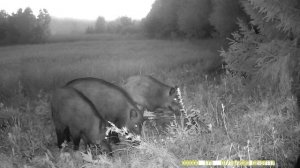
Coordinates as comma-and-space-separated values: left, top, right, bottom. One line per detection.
0, 36, 299, 167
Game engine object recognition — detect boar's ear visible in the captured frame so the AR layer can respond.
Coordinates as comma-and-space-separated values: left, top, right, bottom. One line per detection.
169, 87, 177, 96
130, 109, 139, 120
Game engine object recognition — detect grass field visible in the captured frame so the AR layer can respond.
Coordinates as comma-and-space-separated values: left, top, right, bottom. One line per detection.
0, 36, 222, 104
0, 35, 299, 168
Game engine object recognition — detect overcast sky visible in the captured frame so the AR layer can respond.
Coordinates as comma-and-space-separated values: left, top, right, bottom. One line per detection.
0, 0, 155, 21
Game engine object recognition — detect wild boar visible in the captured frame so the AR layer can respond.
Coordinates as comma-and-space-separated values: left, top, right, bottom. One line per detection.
122, 75, 181, 115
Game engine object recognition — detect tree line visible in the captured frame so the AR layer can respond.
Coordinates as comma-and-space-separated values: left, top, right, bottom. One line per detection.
143, 0, 249, 39
87, 0, 249, 39
86, 16, 141, 35
0, 7, 51, 45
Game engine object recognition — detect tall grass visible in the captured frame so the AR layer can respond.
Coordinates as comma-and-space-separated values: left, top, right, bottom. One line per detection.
1, 67, 298, 167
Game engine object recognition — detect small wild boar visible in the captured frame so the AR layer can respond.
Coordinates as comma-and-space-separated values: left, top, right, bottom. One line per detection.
51, 87, 112, 155
122, 75, 181, 114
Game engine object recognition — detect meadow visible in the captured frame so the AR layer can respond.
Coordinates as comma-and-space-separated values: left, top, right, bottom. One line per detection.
0, 35, 222, 104
0, 35, 299, 167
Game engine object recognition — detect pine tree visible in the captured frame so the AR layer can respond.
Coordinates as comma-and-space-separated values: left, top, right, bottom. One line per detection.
223, 0, 300, 96
242, 0, 300, 39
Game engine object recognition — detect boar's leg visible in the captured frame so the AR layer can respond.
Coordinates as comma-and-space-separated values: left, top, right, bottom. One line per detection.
72, 136, 81, 150
55, 128, 66, 148
64, 127, 71, 142
70, 128, 81, 150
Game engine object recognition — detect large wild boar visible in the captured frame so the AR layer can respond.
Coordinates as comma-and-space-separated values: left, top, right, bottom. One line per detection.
122, 75, 181, 114
65, 77, 145, 143
51, 87, 112, 154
